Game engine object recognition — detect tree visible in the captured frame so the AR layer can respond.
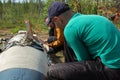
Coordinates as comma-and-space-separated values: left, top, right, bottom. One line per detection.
0, 1, 3, 18
38, 0, 42, 14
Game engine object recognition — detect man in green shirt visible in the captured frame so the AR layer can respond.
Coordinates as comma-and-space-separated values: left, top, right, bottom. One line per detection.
47, 1, 120, 80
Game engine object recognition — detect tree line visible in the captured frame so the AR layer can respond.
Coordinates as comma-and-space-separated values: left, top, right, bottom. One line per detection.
0, 0, 119, 34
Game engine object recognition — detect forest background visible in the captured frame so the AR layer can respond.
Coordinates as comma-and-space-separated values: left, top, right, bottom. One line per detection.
0, 0, 120, 37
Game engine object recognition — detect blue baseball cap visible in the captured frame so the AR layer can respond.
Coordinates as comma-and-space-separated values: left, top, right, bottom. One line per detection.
47, 1, 70, 25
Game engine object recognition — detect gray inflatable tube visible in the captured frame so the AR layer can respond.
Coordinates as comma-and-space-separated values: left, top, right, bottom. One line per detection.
0, 46, 49, 80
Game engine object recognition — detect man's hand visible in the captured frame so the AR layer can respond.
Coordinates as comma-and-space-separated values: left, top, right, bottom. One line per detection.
43, 43, 49, 52
43, 39, 48, 43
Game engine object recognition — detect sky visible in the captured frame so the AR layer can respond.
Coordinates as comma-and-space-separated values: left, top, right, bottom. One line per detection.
1, 0, 47, 3
15, 0, 32, 2
15, 0, 46, 2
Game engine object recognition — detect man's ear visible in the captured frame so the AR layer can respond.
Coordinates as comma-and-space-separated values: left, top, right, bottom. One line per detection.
53, 16, 60, 22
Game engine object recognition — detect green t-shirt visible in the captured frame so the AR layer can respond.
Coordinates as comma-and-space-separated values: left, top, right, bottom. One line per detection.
64, 13, 120, 68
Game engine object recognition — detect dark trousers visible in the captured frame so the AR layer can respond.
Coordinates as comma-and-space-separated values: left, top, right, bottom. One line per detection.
47, 61, 120, 80
47, 36, 63, 54
47, 45, 64, 54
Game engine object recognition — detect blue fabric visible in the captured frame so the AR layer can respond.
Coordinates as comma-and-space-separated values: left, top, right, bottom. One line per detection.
0, 68, 47, 80
64, 13, 120, 68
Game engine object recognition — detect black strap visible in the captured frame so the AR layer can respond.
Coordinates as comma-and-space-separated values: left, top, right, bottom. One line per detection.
63, 39, 77, 62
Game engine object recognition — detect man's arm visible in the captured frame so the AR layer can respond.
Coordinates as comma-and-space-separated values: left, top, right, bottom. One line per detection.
48, 27, 64, 47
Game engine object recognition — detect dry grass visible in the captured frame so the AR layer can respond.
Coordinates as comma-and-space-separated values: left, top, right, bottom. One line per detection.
50, 51, 65, 64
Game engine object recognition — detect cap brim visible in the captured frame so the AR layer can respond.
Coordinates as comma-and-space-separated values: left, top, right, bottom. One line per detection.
46, 17, 51, 25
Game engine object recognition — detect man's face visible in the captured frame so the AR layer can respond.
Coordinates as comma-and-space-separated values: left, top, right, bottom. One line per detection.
51, 16, 65, 30
45, 18, 55, 28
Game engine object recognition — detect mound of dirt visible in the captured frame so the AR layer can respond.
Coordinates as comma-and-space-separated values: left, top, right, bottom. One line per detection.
0, 28, 12, 38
